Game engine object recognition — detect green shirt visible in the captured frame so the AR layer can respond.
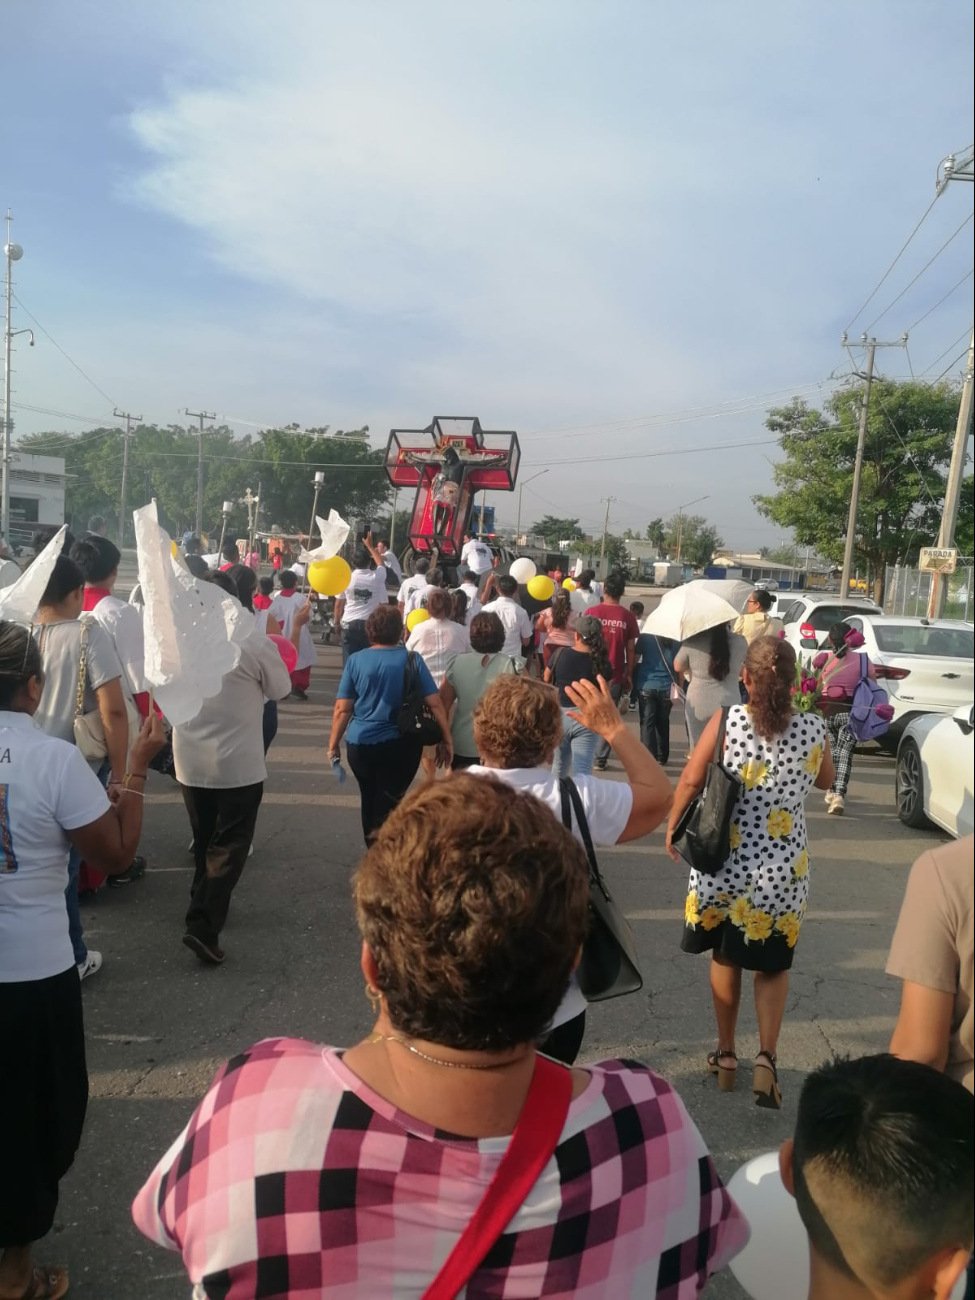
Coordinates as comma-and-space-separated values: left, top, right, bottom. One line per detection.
445, 651, 519, 758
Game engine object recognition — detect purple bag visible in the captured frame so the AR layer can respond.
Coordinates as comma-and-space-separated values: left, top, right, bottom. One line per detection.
847, 655, 891, 742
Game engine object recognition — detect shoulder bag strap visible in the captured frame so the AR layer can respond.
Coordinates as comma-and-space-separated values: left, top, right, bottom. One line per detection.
422, 1057, 572, 1300
655, 636, 685, 698
561, 777, 607, 896
548, 646, 565, 675
74, 619, 90, 719
859, 653, 868, 683
713, 705, 729, 765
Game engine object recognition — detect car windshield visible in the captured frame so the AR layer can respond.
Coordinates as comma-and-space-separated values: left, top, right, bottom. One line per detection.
873, 624, 974, 657
806, 604, 879, 630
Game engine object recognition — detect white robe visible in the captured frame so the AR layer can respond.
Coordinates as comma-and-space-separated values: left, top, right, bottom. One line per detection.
267, 591, 316, 671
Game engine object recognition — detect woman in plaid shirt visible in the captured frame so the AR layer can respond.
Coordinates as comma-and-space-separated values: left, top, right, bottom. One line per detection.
133, 775, 747, 1297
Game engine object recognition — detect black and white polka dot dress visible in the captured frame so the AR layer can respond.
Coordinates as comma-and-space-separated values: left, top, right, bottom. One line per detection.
680, 705, 827, 972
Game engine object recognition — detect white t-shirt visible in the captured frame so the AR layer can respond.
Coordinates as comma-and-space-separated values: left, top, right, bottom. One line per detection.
382, 553, 403, 583
397, 574, 428, 606
173, 634, 293, 788
0, 712, 110, 982
461, 538, 494, 575
570, 587, 602, 616
405, 618, 471, 684
458, 581, 482, 623
267, 591, 316, 671
88, 592, 147, 695
404, 581, 435, 618
339, 568, 387, 624
488, 596, 533, 658
467, 764, 633, 1026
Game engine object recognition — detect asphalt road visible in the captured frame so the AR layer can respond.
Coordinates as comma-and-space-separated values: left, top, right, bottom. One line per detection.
32, 571, 952, 1299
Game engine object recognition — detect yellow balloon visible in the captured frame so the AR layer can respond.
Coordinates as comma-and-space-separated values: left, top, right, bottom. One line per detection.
406, 607, 430, 632
170, 540, 178, 558
527, 574, 556, 601
308, 556, 352, 596
562, 577, 577, 591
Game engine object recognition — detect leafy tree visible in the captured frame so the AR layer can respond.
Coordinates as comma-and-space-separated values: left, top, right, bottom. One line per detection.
254, 428, 388, 534
530, 515, 583, 546
645, 517, 665, 546
661, 512, 723, 567
755, 381, 960, 601
601, 533, 631, 575
955, 476, 973, 559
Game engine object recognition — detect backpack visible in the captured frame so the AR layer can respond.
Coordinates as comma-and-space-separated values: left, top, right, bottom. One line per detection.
847, 654, 890, 742
397, 651, 442, 745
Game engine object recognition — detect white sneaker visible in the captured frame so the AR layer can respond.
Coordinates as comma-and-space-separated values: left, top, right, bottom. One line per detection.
77, 951, 103, 981
828, 795, 845, 816
824, 792, 836, 809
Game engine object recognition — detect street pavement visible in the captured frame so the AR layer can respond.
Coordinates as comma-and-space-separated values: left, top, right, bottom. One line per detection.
35, 587, 952, 1299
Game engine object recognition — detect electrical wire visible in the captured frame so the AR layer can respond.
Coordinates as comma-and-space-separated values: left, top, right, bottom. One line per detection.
863, 214, 974, 334
918, 325, 973, 376
844, 193, 940, 333
904, 268, 975, 336
871, 387, 943, 511
931, 348, 971, 386
10, 294, 119, 409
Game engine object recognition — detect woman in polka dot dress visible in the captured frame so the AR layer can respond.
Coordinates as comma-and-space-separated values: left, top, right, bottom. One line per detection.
665, 637, 834, 1109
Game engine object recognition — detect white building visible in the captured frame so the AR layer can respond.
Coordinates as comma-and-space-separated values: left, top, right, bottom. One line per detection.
6, 451, 67, 540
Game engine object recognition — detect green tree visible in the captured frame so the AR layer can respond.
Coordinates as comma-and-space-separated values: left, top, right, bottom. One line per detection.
602, 533, 631, 574
645, 517, 665, 546
254, 427, 389, 535
661, 512, 723, 566
754, 381, 960, 601
530, 515, 583, 546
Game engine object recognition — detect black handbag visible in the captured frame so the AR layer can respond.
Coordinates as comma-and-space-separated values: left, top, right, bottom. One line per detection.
559, 779, 643, 1002
671, 707, 742, 874
397, 651, 442, 745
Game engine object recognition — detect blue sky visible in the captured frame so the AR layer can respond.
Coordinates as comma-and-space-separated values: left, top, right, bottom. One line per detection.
5, 0, 973, 547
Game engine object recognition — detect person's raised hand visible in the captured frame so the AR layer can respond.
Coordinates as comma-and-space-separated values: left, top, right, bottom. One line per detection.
294, 600, 312, 628
564, 675, 626, 742
131, 712, 167, 768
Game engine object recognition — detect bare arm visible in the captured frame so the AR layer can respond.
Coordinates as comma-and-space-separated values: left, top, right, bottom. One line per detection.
361, 530, 383, 568
426, 692, 453, 766
66, 716, 166, 873
814, 736, 836, 790
439, 679, 457, 713
327, 699, 355, 760
333, 596, 346, 624
291, 599, 311, 648
623, 637, 636, 690
96, 677, 130, 786
266, 613, 281, 636
564, 676, 672, 842
889, 981, 954, 1073
664, 708, 720, 860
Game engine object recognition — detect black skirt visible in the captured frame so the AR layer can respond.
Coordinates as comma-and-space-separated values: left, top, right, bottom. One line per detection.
681, 918, 797, 972
0, 965, 88, 1245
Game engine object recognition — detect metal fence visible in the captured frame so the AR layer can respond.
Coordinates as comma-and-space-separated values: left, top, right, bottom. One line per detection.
884, 563, 974, 621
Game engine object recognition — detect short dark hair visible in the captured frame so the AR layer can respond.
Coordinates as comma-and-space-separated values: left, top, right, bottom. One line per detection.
413, 557, 430, 575
498, 574, 518, 597
427, 567, 444, 588
86, 514, 106, 535
258, 576, 274, 596
469, 611, 505, 653
604, 571, 625, 600
206, 570, 236, 597
367, 604, 403, 646
793, 1054, 974, 1289
40, 555, 84, 606
427, 588, 452, 620
185, 554, 209, 579
0, 621, 43, 709
183, 534, 203, 555
462, 570, 478, 585
629, 600, 644, 617
353, 547, 374, 570
578, 569, 594, 589
70, 535, 121, 585
752, 588, 774, 611
354, 774, 589, 1051
279, 571, 298, 590
221, 541, 239, 563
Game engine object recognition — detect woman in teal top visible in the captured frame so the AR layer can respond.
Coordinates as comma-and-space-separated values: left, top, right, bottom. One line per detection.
328, 605, 451, 841
438, 612, 519, 769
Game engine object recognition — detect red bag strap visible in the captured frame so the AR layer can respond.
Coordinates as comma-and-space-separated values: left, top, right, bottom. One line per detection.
422, 1055, 573, 1300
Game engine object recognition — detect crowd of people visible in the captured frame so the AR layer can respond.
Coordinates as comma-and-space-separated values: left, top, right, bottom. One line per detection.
0, 523, 971, 1300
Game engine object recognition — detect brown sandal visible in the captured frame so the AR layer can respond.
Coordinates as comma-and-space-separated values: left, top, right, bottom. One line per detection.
707, 1049, 738, 1092
9, 1267, 69, 1300
753, 1050, 782, 1109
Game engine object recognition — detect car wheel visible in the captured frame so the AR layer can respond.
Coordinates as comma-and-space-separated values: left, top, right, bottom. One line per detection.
896, 740, 931, 829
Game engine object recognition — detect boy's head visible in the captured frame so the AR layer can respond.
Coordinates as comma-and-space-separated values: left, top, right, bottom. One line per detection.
462, 570, 479, 586
498, 574, 518, 597
629, 600, 645, 618
782, 1054, 973, 1300
258, 576, 274, 596
221, 541, 239, 564
280, 571, 298, 590
603, 571, 626, 601
414, 557, 431, 576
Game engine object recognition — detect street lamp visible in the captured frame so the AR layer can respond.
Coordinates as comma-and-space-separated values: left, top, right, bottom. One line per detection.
303, 470, 325, 591
3, 211, 34, 546
674, 495, 710, 564
217, 499, 235, 556
516, 469, 550, 542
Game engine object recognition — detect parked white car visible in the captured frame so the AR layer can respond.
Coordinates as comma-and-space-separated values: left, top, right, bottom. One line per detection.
841, 615, 974, 741
778, 593, 884, 657
895, 705, 974, 837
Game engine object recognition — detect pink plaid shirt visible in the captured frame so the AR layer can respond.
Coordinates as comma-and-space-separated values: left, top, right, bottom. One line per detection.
133, 1038, 748, 1297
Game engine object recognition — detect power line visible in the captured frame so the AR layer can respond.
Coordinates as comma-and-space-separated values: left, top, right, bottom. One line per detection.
863, 213, 974, 334
871, 387, 943, 511
931, 348, 972, 386
918, 325, 973, 376
904, 268, 974, 335
844, 193, 940, 332
10, 293, 118, 409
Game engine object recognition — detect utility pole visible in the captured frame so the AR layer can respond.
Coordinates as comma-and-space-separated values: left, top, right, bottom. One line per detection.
839, 334, 907, 599
2, 212, 34, 546
516, 469, 550, 543
184, 408, 215, 537
598, 495, 616, 574
114, 408, 142, 548
388, 487, 399, 551
302, 470, 325, 591
927, 327, 974, 618
673, 494, 710, 565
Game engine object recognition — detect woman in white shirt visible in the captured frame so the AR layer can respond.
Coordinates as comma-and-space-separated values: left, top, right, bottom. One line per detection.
333, 536, 388, 664
0, 620, 164, 1300
174, 571, 294, 966
405, 588, 470, 683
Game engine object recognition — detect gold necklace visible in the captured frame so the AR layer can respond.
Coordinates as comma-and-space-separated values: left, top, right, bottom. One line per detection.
366, 1032, 528, 1072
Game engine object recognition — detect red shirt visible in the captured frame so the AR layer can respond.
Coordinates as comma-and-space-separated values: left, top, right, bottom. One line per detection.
253, 594, 272, 611
588, 603, 640, 684
82, 587, 112, 612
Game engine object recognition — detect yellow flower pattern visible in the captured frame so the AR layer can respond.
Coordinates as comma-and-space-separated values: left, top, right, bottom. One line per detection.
766, 808, 793, 839
681, 705, 825, 953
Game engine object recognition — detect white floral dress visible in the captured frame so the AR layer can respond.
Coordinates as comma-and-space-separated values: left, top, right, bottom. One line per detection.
681, 706, 827, 971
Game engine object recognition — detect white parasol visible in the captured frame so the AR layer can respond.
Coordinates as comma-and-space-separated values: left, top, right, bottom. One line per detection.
298, 510, 350, 563
0, 526, 67, 622
134, 502, 254, 726
641, 583, 739, 642
688, 577, 755, 614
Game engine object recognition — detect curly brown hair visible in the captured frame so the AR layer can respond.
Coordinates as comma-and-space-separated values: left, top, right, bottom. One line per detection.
473, 674, 562, 768
469, 611, 505, 653
550, 589, 572, 630
353, 774, 589, 1050
745, 636, 797, 740
366, 604, 403, 646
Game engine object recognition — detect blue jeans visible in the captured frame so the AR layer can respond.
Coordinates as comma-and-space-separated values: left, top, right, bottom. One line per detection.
553, 709, 598, 780
341, 620, 369, 664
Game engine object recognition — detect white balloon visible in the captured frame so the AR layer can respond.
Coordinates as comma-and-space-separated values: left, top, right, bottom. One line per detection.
509, 557, 537, 583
